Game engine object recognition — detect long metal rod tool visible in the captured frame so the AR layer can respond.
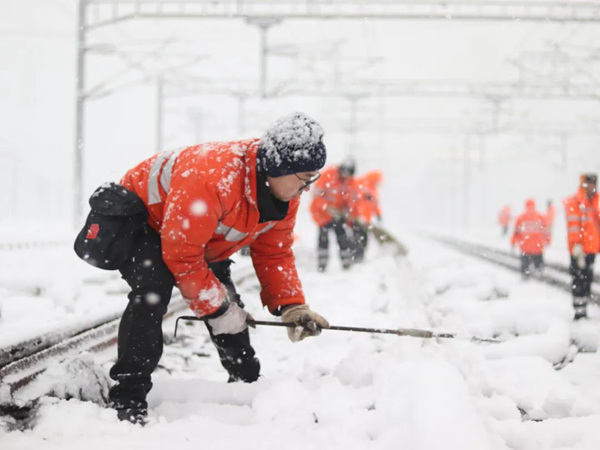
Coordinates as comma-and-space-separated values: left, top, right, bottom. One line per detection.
174, 316, 500, 343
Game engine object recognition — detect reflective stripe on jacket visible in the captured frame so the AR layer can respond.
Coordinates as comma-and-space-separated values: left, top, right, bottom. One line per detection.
564, 188, 600, 254
120, 139, 304, 316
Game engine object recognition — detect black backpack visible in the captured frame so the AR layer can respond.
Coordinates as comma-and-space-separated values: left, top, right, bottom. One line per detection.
74, 183, 149, 270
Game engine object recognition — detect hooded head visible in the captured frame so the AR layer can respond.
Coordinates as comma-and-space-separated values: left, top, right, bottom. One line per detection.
338, 157, 356, 178
525, 198, 536, 210
257, 112, 327, 177
580, 173, 597, 198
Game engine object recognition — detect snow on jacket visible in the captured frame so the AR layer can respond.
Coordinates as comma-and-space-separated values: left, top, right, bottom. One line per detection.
511, 200, 550, 255
309, 166, 354, 227
120, 139, 305, 316
564, 187, 600, 254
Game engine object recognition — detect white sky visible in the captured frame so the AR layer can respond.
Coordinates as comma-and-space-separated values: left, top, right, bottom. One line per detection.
1, 0, 600, 231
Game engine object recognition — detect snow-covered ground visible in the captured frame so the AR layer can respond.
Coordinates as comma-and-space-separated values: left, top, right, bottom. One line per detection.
1, 214, 600, 450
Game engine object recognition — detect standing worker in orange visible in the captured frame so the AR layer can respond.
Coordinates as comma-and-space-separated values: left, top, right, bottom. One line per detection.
310, 159, 356, 271
564, 173, 600, 320
545, 199, 556, 236
498, 205, 511, 236
511, 199, 550, 279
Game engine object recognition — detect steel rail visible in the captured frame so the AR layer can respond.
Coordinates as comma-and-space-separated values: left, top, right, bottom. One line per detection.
0, 264, 257, 404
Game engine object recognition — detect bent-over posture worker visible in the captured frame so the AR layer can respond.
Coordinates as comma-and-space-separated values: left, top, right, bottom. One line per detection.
74, 112, 330, 424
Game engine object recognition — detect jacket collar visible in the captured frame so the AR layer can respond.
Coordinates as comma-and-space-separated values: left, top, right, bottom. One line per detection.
244, 139, 289, 222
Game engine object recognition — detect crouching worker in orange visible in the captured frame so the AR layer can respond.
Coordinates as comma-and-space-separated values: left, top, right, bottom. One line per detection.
349, 170, 383, 263
310, 159, 355, 272
564, 173, 600, 320
74, 112, 330, 424
511, 199, 550, 279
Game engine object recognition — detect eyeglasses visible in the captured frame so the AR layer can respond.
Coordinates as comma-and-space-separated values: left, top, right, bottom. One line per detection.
294, 172, 322, 191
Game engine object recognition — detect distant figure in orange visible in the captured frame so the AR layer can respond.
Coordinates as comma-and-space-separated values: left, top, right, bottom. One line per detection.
545, 199, 556, 235
498, 205, 511, 236
564, 173, 600, 320
348, 170, 383, 263
511, 199, 550, 279
310, 159, 356, 271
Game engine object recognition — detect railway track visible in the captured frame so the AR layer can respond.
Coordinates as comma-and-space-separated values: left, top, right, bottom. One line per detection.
430, 235, 600, 301
0, 263, 257, 414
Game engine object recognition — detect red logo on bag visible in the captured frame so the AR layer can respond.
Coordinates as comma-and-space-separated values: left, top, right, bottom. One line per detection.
86, 223, 100, 239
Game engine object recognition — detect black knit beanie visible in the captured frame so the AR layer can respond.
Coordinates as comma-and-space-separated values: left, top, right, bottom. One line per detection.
257, 112, 327, 177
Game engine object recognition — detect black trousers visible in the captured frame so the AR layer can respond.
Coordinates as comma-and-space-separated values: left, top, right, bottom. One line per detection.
108, 225, 260, 410
520, 253, 544, 277
351, 223, 369, 263
570, 254, 596, 298
318, 217, 353, 271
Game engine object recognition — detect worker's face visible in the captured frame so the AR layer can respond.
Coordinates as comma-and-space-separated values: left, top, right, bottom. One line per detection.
583, 180, 597, 197
267, 171, 321, 202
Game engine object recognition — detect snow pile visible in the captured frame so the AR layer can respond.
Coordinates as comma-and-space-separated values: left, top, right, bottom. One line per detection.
2, 228, 600, 450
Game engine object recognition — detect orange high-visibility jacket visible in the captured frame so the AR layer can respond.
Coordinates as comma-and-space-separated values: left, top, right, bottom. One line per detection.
564, 187, 600, 254
350, 170, 383, 224
498, 205, 511, 227
309, 166, 354, 227
120, 139, 304, 316
546, 203, 556, 227
511, 200, 550, 255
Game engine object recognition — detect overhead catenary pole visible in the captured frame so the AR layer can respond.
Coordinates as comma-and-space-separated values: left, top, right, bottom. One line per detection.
462, 133, 471, 236
155, 76, 164, 154
74, 0, 87, 226
246, 17, 281, 98
237, 94, 247, 137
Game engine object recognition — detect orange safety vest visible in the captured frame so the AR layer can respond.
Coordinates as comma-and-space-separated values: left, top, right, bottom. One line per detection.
309, 166, 354, 227
120, 139, 304, 316
564, 187, 600, 254
511, 201, 550, 255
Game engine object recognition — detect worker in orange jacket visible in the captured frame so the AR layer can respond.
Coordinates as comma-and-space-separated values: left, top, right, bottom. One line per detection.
74, 113, 330, 423
348, 170, 383, 263
546, 199, 556, 232
511, 199, 550, 279
309, 159, 356, 271
564, 173, 600, 319
498, 205, 511, 236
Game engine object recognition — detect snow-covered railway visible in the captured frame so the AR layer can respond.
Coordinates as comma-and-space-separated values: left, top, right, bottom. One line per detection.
430, 235, 600, 301
0, 264, 258, 420
3, 235, 600, 449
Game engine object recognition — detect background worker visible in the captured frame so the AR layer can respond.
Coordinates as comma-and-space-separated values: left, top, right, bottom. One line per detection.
310, 158, 356, 271
511, 198, 550, 279
498, 205, 511, 236
546, 199, 556, 236
564, 173, 600, 320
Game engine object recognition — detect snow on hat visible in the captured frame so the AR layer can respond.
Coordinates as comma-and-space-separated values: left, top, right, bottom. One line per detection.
257, 112, 327, 177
